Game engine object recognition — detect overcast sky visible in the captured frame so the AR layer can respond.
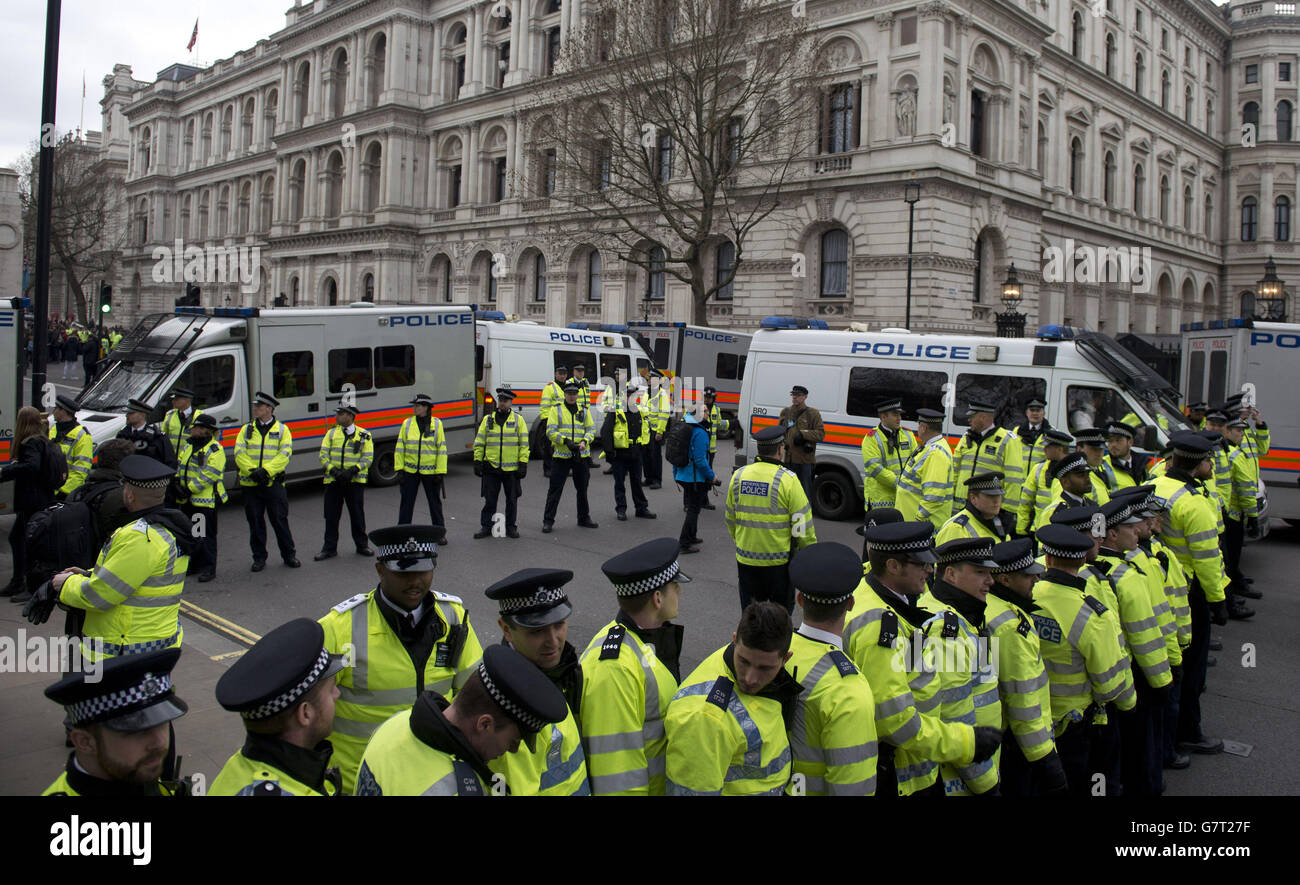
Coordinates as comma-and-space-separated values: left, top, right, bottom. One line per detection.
1, 0, 287, 168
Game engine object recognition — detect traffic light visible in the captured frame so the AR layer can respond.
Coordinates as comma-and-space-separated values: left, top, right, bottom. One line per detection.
100, 283, 112, 315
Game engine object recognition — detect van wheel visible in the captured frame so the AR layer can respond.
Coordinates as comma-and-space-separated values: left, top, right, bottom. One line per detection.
812, 469, 858, 521
370, 445, 398, 487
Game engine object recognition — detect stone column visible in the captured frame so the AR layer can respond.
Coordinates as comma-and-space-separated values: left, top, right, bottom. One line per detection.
1262, 53, 1277, 142
874, 14, 894, 145
1028, 55, 1040, 173
466, 122, 480, 204
919, 4, 944, 139
1261, 162, 1275, 242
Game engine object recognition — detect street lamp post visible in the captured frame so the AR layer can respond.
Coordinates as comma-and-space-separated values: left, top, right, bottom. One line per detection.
996, 263, 1026, 338
903, 179, 921, 328
1256, 256, 1288, 322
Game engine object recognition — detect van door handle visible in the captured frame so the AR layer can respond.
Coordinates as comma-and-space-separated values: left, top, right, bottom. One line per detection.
220, 416, 239, 424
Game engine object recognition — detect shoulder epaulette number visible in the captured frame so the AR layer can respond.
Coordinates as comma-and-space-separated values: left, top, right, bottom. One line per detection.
955, 514, 970, 526
1015, 611, 1031, 637
942, 610, 960, 639
359, 430, 371, 440
432, 590, 463, 605
1084, 595, 1108, 616
878, 610, 899, 648
706, 675, 734, 710
331, 593, 369, 614
599, 624, 626, 660
827, 648, 858, 677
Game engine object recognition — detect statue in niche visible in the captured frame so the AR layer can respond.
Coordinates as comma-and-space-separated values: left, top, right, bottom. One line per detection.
943, 89, 954, 126
896, 88, 917, 136
1019, 108, 1029, 162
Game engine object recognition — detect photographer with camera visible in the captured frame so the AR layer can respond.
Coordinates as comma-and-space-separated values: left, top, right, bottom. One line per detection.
779, 385, 825, 500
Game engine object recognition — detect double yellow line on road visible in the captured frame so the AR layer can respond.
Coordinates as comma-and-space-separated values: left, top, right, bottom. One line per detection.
180, 600, 261, 660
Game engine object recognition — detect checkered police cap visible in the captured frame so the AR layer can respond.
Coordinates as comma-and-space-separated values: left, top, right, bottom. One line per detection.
478, 659, 545, 732
498, 586, 569, 614
242, 647, 331, 721
1039, 540, 1090, 559
613, 561, 681, 597
67, 671, 173, 726
377, 536, 437, 564
993, 549, 1037, 574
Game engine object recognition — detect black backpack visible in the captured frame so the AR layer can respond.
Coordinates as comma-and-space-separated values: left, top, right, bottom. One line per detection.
40, 437, 69, 494
25, 480, 117, 570
663, 419, 701, 469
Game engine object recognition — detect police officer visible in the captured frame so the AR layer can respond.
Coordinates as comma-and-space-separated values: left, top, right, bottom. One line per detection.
568, 362, 592, 400
953, 398, 1025, 513
861, 397, 918, 510
599, 379, 656, 521
538, 364, 570, 478
42, 648, 189, 796
356, 644, 568, 796
701, 386, 731, 475
1032, 452, 1103, 531
210, 618, 346, 796
117, 398, 174, 465
25, 456, 196, 661
1153, 432, 1228, 757
473, 388, 529, 540
1017, 429, 1073, 535
786, 542, 879, 796
1030, 524, 1136, 796
580, 538, 688, 795
175, 413, 226, 583
843, 521, 1001, 797
724, 424, 816, 613
396, 393, 449, 545
50, 394, 93, 498
936, 471, 1013, 544
1016, 397, 1051, 472
316, 405, 374, 561
894, 407, 954, 531
1104, 421, 1150, 490
161, 387, 202, 466
484, 568, 590, 796
921, 538, 1003, 796
1221, 416, 1259, 618
235, 391, 299, 570
987, 539, 1069, 797
642, 370, 672, 489
779, 385, 825, 499
665, 601, 801, 796
1073, 427, 1116, 500
1186, 402, 1208, 431
319, 524, 484, 794
543, 381, 598, 533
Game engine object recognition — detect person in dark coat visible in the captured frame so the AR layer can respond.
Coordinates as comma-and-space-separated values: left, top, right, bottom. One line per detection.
1, 407, 55, 598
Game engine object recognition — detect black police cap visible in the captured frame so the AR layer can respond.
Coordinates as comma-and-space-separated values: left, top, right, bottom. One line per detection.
1036, 524, 1095, 559
336, 404, 360, 417
54, 394, 81, 414
790, 385, 809, 396
410, 393, 434, 407
875, 398, 903, 414
965, 399, 997, 415
1106, 421, 1138, 440
368, 524, 440, 572
916, 408, 945, 422
193, 413, 218, 430
495, 387, 517, 401
125, 398, 153, 415
1049, 504, 1104, 536
169, 387, 197, 400
485, 568, 575, 628
601, 538, 691, 597
1051, 451, 1090, 480
253, 390, 280, 408
120, 454, 175, 489
935, 537, 999, 569
1043, 429, 1074, 447
703, 386, 718, 397
571, 363, 587, 372
1100, 498, 1144, 528
753, 425, 785, 444
1171, 431, 1212, 459
863, 520, 938, 563
1072, 427, 1107, 446
1026, 398, 1047, 409
1187, 402, 1208, 412
991, 539, 1045, 575
216, 618, 346, 721
857, 506, 902, 537
476, 645, 569, 751
45, 647, 187, 732
966, 471, 1005, 495
790, 542, 861, 605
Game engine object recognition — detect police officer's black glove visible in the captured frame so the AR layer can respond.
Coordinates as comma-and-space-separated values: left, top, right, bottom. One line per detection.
1032, 749, 1070, 797
1170, 663, 1183, 681
516, 463, 527, 480
971, 726, 1002, 763
1246, 516, 1260, 535
1209, 599, 1229, 626
23, 581, 58, 626
346, 466, 360, 478
251, 467, 270, 486
473, 461, 484, 477
1149, 682, 1172, 707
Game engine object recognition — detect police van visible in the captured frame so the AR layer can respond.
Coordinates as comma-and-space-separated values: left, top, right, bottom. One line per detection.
624, 322, 752, 434
738, 317, 1190, 520
1181, 318, 1300, 524
66, 303, 477, 486
0, 296, 27, 515
475, 313, 651, 422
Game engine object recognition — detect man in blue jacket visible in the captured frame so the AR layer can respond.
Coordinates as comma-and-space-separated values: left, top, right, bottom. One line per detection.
673, 405, 717, 554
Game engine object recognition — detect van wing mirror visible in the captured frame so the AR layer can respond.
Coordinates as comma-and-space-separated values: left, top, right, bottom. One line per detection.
1142, 426, 1159, 452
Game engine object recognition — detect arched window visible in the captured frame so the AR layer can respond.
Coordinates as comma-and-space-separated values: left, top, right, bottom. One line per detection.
715, 240, 735, 301
294, 62, 310, 126
238, 181, 251, 234
1184, 85, 1193, 124
1183, 186, 1193, 230
363, 273, 375, 302
289, 159, 306, 222
1071, 12, 1084, 59
1204, 193, 1214, 238
820, 229, 848, 298
1243, 101, 1260, 132
368, 34, 387, 108
1160, 70, 1169, 110
1133, 163, 1145, 216
135, 198, 148, 245
1069, 138, 1084, 195
325, 151, 344, 219
1206, 98, 1214, 136
265, 89, 278, 143
1134, 53, 1145, 96
220, 106, 233, 154
534, 254, 547, 302
1036, 120, 1046, 173
241, 98, 255, 150
326, 279, 339, 306
1103, 151, 1116, 206
183, 120, 194, 167
587, 250, 603, 302
1159, 175, 1170, 224
1277, 196, 1292, 242
201, 113, 213, 160
647, 246, 666, 301
1105, 33, 1116, 78
1241, 197, 1258, 241
973, 231, 985, 304
290, 276, 300, 306
363, 142, 382, 213
1279, 101, 1294, 142
259, 176, 275, 232
330, 48, 349, 119
139, 127, 152, 173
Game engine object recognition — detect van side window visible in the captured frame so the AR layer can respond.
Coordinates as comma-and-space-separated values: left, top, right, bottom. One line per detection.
1066, 386, 1135, 433
375, 345, 416, 389
554, 350, 596, 377
1207, 350, 1227, 406
328, 348, 373, 393
475, 345, 484, 383
600, 353, 630, 385
272, 351, 314, 398
650, 339, 671, 370
636, 358, 650, 375
173, 354, 235, 409
717, 352, 742, 380
737, 354, 746, 380
1187, 350, 1205, 405
953, 374, 1046, 428
846, 367, 947, 418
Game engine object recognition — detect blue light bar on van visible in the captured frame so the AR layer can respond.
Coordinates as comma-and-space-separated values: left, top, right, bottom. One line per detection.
175, 307, 207, 316
476, 310, 508, 321
1037, 324, 1077, 340
759, 316, 830, 330
629, 321, 686, 328
213, 307, 259, 318
1180, 319, 1249, 331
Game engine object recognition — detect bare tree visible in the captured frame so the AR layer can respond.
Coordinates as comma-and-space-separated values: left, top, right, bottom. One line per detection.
521, 0, 817, 325
17, 132, 126, 325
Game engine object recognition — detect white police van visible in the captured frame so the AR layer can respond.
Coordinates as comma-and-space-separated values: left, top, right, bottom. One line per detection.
68, 303, 477, 486
1181, 318, 1300, 524
626, 322, 752, 434
738, 317, 1190, 520
0, 296, 26, 515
